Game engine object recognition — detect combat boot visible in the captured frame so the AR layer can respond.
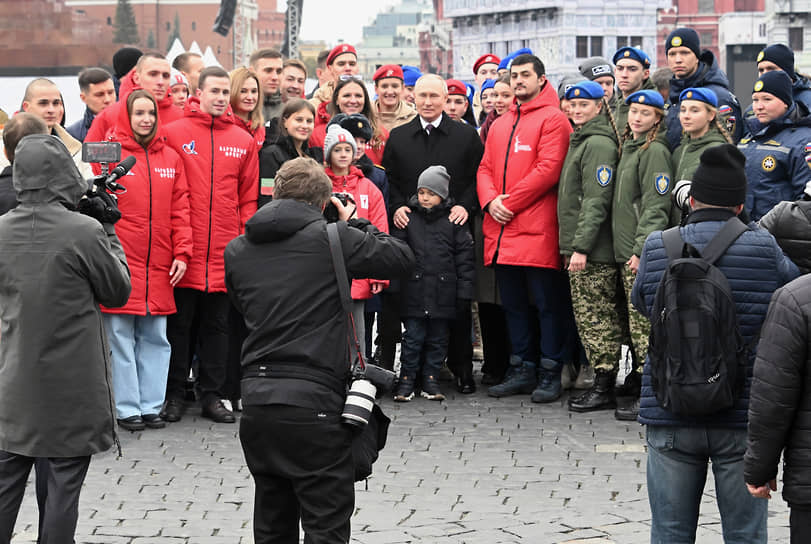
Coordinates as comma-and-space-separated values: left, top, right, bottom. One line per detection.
488, 360, 536, 398
614, 369, 641, 397
531, 358, 562, 403
568, 370, 616, 412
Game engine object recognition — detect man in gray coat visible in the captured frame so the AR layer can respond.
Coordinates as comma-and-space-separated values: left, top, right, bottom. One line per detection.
0, 134, 131, 542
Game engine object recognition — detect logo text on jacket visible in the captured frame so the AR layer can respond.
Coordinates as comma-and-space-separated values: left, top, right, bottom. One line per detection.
219, 145, 248, 159
513, 136, 532, 153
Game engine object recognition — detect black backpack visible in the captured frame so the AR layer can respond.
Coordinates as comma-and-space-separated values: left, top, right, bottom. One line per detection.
648, 217, 749, 416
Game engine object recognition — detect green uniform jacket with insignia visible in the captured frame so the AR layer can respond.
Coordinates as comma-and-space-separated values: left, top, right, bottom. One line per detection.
612, 129, 673, 262
613, 78, 656, 136
558, 114, 619, 264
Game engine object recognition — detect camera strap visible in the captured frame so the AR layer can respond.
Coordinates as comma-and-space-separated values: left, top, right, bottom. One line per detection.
326, 223, 365, 372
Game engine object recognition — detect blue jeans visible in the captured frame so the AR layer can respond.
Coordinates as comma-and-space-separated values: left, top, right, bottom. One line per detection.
104, 314, 171, 419
400, 317, 449, 380
646, 425, 768, 543
495, 265, 567, 364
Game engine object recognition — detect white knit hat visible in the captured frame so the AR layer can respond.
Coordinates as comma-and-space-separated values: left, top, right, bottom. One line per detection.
323, 124, 357, 162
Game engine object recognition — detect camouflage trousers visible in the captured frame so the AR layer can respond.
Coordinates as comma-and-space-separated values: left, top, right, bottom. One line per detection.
568, 263, 623, 373
619, 265, 650, 369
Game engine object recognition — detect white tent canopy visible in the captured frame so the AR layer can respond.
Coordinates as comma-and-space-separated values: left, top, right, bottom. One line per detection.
188, 41, 203, 56
166, 38, 186, 66
202, 46, 222, 68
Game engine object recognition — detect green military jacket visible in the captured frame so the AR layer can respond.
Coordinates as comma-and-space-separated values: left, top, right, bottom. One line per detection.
558, 114, 619, 263
672, 127, 728, 182
613, 78, 656, 136
612, 129, 673, 262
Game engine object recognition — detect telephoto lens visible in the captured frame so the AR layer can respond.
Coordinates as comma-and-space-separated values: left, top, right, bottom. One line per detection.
342, 379, 376, 427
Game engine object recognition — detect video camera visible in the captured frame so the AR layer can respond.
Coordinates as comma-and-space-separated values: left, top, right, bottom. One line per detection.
81, 142, 133, 196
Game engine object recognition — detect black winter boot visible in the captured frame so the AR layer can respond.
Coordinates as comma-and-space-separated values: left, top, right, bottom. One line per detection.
568, 370, 616, 412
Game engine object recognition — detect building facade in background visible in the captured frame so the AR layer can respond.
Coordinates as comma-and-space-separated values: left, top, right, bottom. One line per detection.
443, 0, 670, 83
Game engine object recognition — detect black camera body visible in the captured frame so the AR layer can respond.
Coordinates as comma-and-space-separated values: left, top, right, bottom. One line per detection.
342, 363, 396, 428
323, 192, 355, 223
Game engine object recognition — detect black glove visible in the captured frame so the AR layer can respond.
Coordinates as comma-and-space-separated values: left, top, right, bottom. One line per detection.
77, 190, 122, 225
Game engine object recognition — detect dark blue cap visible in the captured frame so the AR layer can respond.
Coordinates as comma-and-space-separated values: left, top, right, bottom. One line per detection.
626, 89, 665, 109
754, 70, 794, 106
678, 87, 718, 107
565, 80, 604, 100
612, 46, 651, 69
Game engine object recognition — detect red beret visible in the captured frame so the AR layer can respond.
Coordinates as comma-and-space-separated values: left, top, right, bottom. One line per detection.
327, 44, 357, 66
473, 54, 501, 74
446, 79, 467, 96
373, 64, 404, 82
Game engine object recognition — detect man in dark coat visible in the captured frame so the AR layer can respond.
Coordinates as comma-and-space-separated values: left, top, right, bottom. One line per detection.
632, 145, 798, 543
745, 273, 811, 542
225, 157, 413, 543
0, 134, 131, 541
664, 28, 743, 149
66, 67, 116, 143
382, 74, 484, 393
0, 113, 49, 215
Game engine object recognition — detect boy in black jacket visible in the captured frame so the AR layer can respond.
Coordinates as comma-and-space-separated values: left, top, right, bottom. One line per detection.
392, 165, 475, 401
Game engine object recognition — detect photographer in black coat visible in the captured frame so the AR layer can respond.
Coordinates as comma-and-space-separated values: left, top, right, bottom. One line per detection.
745, 274, 811, 542
224, 157, 414, 543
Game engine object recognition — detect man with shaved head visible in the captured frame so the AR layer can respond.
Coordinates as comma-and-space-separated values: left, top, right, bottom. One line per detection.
19, 78, 92, 178
86, 52, 183, 143
380, 74, 484, 393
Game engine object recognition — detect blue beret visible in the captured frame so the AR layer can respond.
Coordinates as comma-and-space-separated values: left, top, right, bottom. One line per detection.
612, 46, 651, 69
565, 80, 604, 100
625, 89, 664, 109
464, 82, 475, 103
481, 78, 496, 93
401, 65, 422, 87
678, 87, 718, 107
498, 48, 533, 71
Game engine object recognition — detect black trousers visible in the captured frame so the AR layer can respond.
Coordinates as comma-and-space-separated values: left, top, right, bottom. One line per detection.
0, 451, 90, 544
376, 291, 402, 371
240, 404, 354, 544
446, 303, 473, 379
224, 302, 248, 402
791, 505, 811, 544
166, 288, 230, 403
478, 302, 511, 380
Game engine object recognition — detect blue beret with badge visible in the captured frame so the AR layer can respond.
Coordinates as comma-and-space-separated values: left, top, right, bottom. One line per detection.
565, 80, 604, 100
612, 46, 651, 69
678, 87, 718, 107
498, 48, 533, 71
626, 89, 665, 109
481, 78, 496, 93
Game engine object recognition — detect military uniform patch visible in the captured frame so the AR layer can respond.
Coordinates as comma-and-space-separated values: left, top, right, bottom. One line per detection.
761, 155, 776, 171
718, 104, 732, 117
655, 173, 671, 195
596, 165, 613, 186
805, 142, 811, 154
805, 153, 811, 170
260, 177, 275, 195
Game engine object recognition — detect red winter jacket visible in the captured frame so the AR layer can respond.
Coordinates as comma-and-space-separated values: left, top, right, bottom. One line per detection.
477, 82, 571, 269
94, 94, 193, 315
233, 115, 266, 150
164, 97, 259, 292
86, 69, 184, 145
325, 165, 389, 300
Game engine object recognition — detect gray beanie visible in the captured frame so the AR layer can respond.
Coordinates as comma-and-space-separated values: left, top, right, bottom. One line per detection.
579, 57, 614, 81
323, 124, 357, 163
417, 165, 450, 200
557, 74, 587, 100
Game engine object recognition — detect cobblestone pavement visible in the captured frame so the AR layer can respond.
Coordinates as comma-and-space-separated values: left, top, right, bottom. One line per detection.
10, 382, 790, 543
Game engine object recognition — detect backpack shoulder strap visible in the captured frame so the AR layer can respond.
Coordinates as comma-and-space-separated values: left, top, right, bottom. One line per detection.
661, 227, 684, 261
699, 217, 749, 265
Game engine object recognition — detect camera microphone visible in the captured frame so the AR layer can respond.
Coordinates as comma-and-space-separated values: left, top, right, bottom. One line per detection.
104, 155, 136, 191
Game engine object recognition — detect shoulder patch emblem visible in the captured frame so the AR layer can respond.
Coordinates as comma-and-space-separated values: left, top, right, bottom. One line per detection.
805, 142, 811, 154
804, 153, 811, 170
718, 104, 732, 117
761, 155, 776, 172
655, 173, 671, 195
596, 165, 613, 186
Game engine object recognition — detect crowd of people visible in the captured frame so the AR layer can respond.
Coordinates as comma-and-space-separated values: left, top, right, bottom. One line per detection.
1, 23, 811, 543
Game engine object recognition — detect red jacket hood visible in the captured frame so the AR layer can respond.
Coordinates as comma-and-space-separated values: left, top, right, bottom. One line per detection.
119, 69, 179, 116
316, 101, 331, 125
325, 165, 365, 192
111, 88, 168, 154
182, 96, 237, 128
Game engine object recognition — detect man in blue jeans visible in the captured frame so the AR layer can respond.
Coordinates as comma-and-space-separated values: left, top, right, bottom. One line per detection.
631, 144, 798, 542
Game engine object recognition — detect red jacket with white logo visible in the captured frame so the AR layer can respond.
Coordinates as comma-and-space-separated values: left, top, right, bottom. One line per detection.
477, 82, 572, 269
93, 95, 193, 315
165, 97, 259, 292
86, 69, 184, 145
325, 165, 389, 299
